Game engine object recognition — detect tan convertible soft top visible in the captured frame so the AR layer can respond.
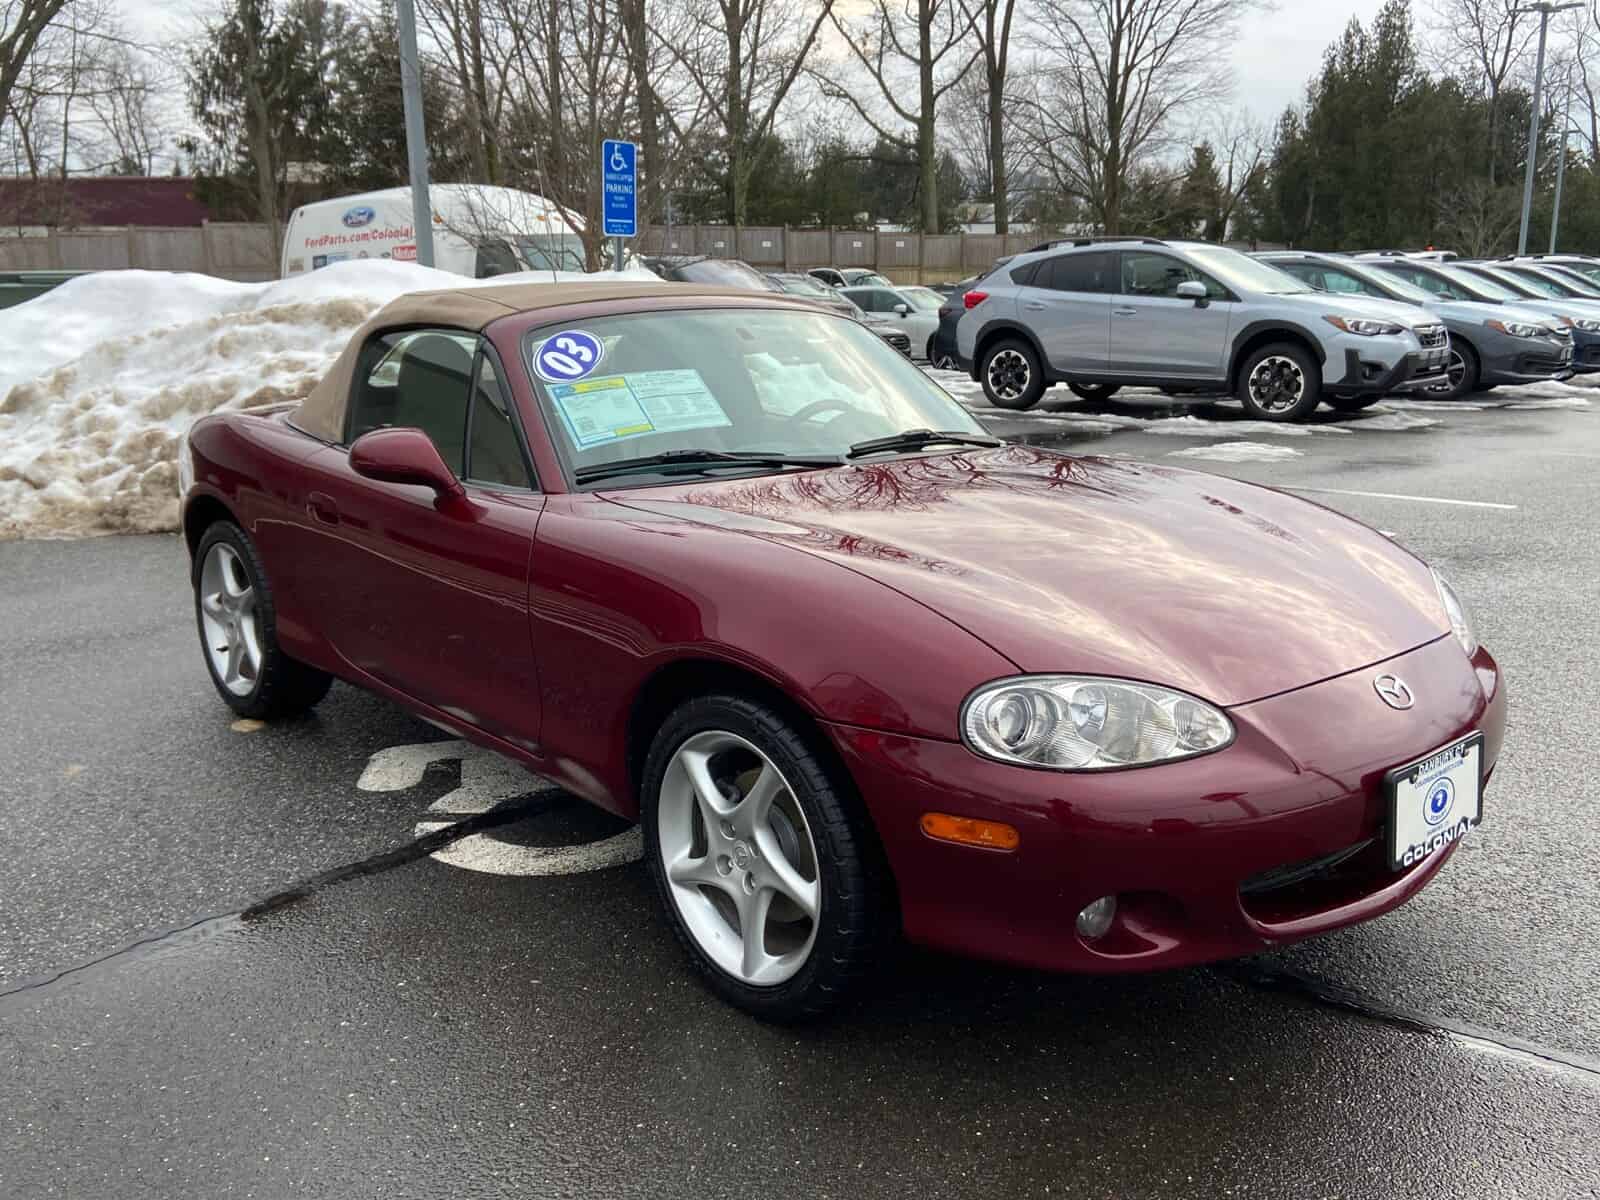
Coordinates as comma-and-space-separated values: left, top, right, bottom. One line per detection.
290, 280, 772, 442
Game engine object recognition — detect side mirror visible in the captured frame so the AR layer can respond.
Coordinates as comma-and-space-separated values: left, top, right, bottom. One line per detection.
350, 427, 464, 502
894, 302, 910, 316
1176, 280, 1208, 304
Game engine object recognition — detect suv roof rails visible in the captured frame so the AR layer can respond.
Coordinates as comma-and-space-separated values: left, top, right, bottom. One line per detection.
1026, 235, 1168, 252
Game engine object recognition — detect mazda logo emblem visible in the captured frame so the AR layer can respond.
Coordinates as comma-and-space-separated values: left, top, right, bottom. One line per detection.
1373, 674, 1414, 710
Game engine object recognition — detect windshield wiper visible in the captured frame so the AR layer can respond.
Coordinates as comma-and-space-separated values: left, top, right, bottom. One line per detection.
846, 429, 1003, 459
574, 448, 843, 484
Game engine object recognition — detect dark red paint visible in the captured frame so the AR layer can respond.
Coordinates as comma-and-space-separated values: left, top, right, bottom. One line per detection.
180, 293, 1505, 973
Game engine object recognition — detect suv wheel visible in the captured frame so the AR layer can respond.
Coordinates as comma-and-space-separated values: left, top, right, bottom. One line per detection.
1067, 382, 1121, 402
1238, 342, 1321, 421
980, 339, 1046, 410
1430, 343, 1479, 401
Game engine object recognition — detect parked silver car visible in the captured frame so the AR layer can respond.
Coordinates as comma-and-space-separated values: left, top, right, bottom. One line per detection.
956, 237, 1450, 420
840, 283, 944, 361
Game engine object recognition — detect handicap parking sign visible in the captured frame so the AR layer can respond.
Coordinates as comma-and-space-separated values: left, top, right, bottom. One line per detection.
602, 140, 637, 238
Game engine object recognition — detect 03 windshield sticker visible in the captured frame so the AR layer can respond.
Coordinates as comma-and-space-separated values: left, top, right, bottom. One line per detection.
548, 369, 732, 448
533, 329, 606, 382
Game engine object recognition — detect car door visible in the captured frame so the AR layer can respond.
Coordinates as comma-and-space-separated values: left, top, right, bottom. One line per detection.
1108, 250, 1234, 379
300, 329, 546, 743
1016, 252, 1113, 373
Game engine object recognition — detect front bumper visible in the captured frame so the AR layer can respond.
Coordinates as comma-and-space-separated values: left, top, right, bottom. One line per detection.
829, 636, 1504, 974
1336, 345, 1451, 395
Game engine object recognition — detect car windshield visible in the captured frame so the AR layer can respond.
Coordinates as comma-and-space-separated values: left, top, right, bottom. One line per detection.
516, 234, 587, 272
1555, 260, 1600, 286
1184, 245, 1313, 294
673, 259, 782, 291
847, 271, 893, 287
1441, 265, 1521, 300
524, 308, 986, 485
1503, 269, 1572, 297
1346, 264, 1434, 303
900, 286, 944, 311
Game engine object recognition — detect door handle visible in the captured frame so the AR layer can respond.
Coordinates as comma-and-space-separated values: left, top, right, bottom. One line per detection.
1023, 302, 1046, 311
1113, 307, 1138, 316
307, 491, 340, 525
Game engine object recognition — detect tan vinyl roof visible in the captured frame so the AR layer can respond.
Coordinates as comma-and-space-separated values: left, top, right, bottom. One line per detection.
290, 280, 770, 442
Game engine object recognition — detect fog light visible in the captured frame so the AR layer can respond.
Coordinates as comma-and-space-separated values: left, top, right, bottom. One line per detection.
1076, 895, 1117, 940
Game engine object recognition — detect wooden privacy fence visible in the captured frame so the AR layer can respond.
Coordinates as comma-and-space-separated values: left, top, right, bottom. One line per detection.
0, 223, 277, 281
0, 222, 1053, 283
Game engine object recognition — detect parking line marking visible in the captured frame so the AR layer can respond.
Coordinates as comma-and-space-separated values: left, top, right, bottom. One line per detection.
1285, 487, 1517, 511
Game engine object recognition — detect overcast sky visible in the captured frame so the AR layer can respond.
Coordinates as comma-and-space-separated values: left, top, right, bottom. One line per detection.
125, 0, 1394, 141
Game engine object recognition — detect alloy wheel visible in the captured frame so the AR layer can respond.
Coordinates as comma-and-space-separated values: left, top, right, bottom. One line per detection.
986, 349, 1030, 401
1248, 355, 1305, 413
657, 730, 820, 986
198, 542, 262, 697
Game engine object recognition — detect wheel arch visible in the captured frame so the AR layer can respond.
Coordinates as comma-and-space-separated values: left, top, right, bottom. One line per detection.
182, 492, 237, 560
973, 319, 1049, 378
1228, 322, 1326, 393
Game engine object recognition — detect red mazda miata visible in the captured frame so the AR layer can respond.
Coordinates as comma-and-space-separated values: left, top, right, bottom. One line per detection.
179, 281, 1505, 1019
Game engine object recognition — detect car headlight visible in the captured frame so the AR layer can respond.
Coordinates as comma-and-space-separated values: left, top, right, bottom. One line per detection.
1486, 319, 1547, 338
1431, 569, 1478, 658
1570, 317, 1600, 332
961, 676, 1234, 770
1323, 315, 1405, 336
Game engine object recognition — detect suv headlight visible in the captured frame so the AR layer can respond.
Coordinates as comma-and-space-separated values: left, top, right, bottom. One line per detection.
1432, 569, 1478, 658
1570, 317, 1600, 332
962, 676, 1234, 770
1486, 319, 1546, 338
1323, 315, 1405, 336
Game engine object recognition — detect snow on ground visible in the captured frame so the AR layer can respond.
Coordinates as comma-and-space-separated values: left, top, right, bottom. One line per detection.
0, 261, 655, 540
1137, 414, 1352, 437
1164, 441, 1306, 463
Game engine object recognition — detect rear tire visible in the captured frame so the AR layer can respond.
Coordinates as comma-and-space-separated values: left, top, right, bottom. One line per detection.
1326, 394, 1383, 412
979, 338, 1046, 410
192, 521, 333, 719
1237, 342, 1321, 421
1068, 382, 1122, 402
641, 693, 890, 1022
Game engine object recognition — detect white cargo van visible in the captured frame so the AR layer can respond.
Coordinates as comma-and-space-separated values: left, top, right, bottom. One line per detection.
280, 184, 587, 279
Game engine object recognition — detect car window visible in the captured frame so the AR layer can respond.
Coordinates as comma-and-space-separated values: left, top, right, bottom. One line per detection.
1388, 266, 1468, 300
523, 308, 985, 484
1506, 269, 1572, 298
901, 287, 944, 311
474, 239, 523, 279
672, 258, 780, 291
1318, 267, 1383, 297
347, 328, 476, 472
1118, 251, 1227, 299
466, 354, 533, 488
1009, 261, 1040, 286
1037, 251, 1114, 294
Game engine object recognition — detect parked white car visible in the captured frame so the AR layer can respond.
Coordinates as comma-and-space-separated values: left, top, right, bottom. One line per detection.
280, 184, 587, 280
840, 283, 944, 360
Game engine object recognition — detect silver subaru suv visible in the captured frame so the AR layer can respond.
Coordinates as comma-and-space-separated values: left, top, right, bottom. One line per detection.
955, 238, 1450, 421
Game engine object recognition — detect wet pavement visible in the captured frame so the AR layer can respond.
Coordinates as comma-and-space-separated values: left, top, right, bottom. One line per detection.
3, 381, 1599, 1198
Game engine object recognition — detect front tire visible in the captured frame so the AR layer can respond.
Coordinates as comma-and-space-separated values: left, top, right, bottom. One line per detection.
1431, 343, 1479, 400
1068, 382, 1122, 402
979, 338, 1046, 410
192, 521, 333, 719
641, 694, 889, 1022
1238, 342, 1321, 421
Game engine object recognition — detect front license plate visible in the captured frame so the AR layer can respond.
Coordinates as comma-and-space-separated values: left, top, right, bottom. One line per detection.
1386, 733, 1483, 870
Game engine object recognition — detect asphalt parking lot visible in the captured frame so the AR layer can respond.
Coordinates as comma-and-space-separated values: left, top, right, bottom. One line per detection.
3, 377, 1599, 1198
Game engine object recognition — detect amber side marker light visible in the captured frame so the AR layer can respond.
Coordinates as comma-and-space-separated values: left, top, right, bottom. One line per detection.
920, 812, 1020, 851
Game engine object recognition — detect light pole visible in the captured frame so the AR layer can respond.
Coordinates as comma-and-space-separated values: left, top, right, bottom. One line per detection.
1514, 2, 1581, 257
395, 0, 436, 268
1550, 75, 1575, 252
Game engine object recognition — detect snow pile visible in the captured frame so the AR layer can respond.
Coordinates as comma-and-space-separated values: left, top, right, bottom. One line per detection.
1140, 415, 1353, 437
0, 261, 657, 540
1165, 441, 1305, 463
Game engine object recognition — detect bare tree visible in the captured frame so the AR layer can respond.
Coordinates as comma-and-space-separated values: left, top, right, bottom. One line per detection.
1436, 176, 1520, 255
1, 0, 69, 127
819, 0, 978, 232
1427, 0, 1536, 185
967, 0, 1016, 232
1019, 0, 1250, 234
658, 0, 834, 225
1205, 108, 1266, 241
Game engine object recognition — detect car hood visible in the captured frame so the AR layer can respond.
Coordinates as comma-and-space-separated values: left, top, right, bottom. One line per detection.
607, 447, 1450, 707
1486, 295, 1600, 324
1276, 291, 1438, 332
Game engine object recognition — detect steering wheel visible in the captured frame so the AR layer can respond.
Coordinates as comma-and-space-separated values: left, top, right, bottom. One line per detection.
789, 398, 856, 423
